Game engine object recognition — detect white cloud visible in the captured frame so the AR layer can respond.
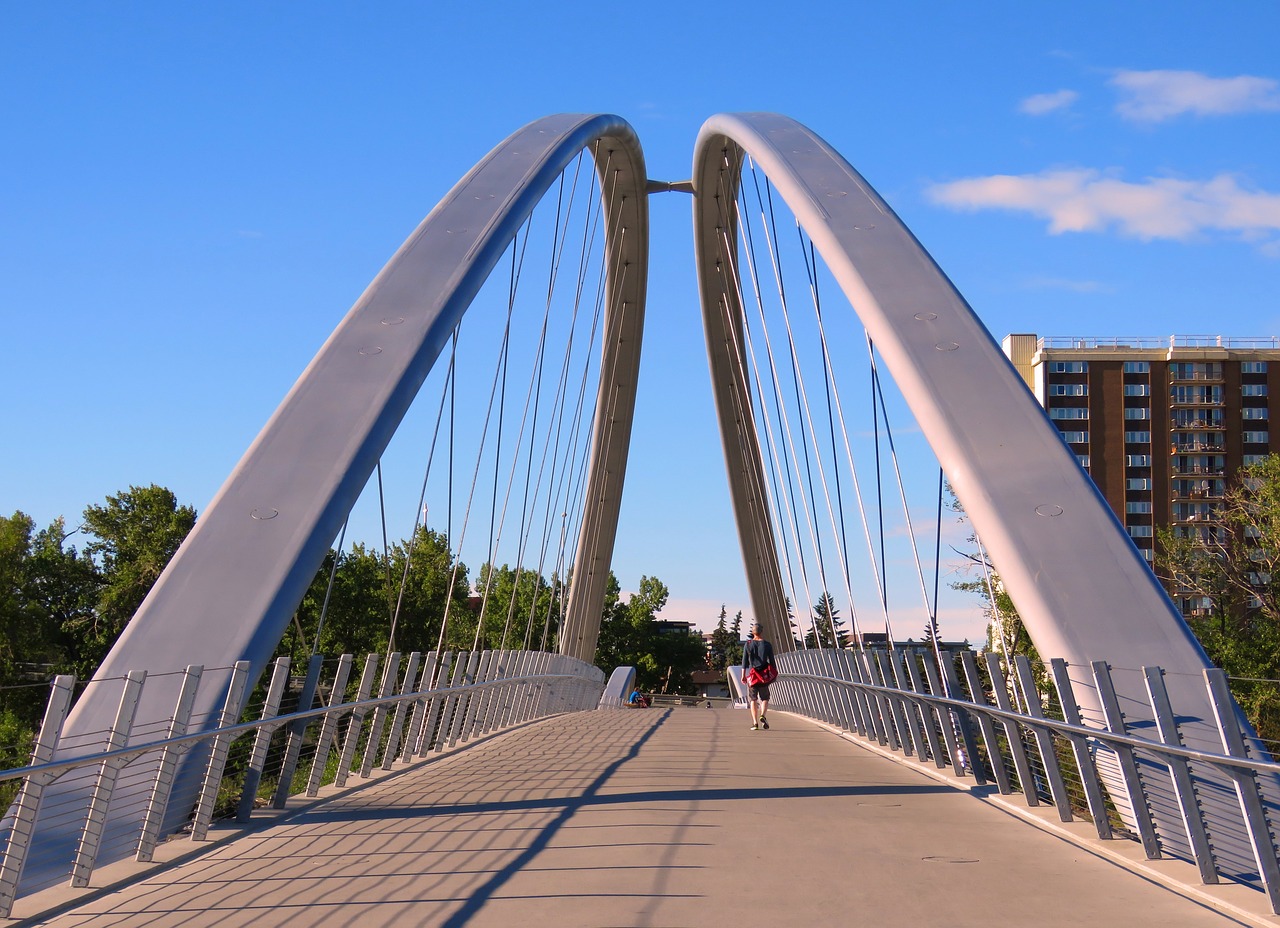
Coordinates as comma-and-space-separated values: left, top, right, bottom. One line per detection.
927, 168, 1280, 245
1019, 89, 1079, 116
1020, 276, 1112, 294
1111, 69, 1280, 122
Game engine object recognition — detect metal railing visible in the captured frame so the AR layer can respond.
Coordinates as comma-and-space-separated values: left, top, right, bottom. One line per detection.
772, 648, 1280, 913
1039, 336, 1280, 351
0, 649, 604, 916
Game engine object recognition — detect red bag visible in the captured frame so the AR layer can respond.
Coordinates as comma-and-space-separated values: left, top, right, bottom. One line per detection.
746, 664, 778, 686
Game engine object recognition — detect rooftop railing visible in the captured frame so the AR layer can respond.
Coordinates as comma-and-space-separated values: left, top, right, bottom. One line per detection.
1039, 336, 1280, 350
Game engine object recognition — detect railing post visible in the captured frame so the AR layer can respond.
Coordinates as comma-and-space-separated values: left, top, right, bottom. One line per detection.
1144, 665, 1218, 883
904, 650, 946, 768
937, 651, 984, 784
237, 657, 291, 822
359, 652, 401, 777
434, 651, 469, 752
306, 654, 354, 797
0, 674, 74, 917
459, 651, 495, 742
857, 651, 894, 748
137, 664, 204, 861
1011, 655, 1072, 822
71, 671, 147, 886
191, 661, 251, 841
835, 651, 869, 737
381, 652, 421, 770
402, 651, 438, 761
870, 651, 908, 753
1092, 660, 1161, 859
983, 652, 1037, 801
922, 650, 966, 779
334, 654, 380, 787
960, 651, 1010, 793
272, 654, 325, 808
420, 651, 454, 754
1205, 667, 1280, 913
1047, 658, 1111, 839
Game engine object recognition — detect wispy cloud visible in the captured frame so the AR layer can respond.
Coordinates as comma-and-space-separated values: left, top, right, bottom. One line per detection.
1111, 69, 1280, 122
1020, 276, 1112, 294
1019, 89, 1078, 116
927, 168, 1280, 245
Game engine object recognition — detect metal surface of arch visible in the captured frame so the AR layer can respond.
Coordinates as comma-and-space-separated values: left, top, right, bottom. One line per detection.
691, 112, 1208, 676
71, 113, 648, 738
689, 116, 1280, 880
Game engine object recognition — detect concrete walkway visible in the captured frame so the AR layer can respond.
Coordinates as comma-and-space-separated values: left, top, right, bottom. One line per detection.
13, 708, 1265, 927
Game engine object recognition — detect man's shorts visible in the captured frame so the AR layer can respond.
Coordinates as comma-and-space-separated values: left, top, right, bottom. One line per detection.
749, 682, 770, 700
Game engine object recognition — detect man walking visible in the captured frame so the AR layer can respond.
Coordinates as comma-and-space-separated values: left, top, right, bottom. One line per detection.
741, 623, 775, 730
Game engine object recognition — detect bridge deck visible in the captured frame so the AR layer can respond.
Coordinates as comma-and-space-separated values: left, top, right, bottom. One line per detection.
18, 708, 1257, 927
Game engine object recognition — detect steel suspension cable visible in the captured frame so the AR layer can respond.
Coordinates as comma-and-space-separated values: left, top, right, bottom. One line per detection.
725, 184, 816, 642
868, 339, 944, 647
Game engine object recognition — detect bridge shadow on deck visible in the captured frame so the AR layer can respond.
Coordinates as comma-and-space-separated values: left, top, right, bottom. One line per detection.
17, 708, 1256, 928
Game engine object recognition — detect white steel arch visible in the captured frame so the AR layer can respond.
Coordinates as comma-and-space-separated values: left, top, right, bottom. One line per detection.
56, 113, 647, 792
690, 112, 1279, 881
691, 111, 1206, 675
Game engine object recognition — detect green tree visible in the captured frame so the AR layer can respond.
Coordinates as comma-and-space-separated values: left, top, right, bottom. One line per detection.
804, 592, 849, 649
287, 530, 473, 663
1156, 455, 1280, 742
707, 605, 733, 673
77, 485, 196, 674
708, 605, 747, 673
474, 561, 557, 651
593, 574, 702, 693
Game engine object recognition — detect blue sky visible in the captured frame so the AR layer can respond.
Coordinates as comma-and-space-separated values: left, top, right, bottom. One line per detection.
3, 2, 1279, 643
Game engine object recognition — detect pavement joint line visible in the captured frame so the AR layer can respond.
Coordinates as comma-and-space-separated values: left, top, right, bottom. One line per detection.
796, 711, 1277, 928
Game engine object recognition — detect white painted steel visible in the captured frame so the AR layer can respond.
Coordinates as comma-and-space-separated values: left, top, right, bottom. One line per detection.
136, 664, 203, 861
70, 670, 145, 886
45, 112, 646, 839
691, 112, 1280, 881
0, 651, 604, 910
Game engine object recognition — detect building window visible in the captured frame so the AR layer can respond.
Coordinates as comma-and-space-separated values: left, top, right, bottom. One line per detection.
1171, 385, 1223, 405
1244, 454, 1267, 466
1243, 431, 1270, 444
1123, 407, 1151, 420
1050, 407, 1089, 420
1170, 361, 1222, 380
1124, 384, 1150, 396
1123, 361, 1149, 373
1127, 478, 1152, 490
1242, 361, 1269, 374
1124, 431, 1151, 444
1243, 407, 1270, 420
1141, 548, 1154, 562
1049, 383, 1088, 396
1060, 430, 1088, 444
1050, 361, 1088, 373
1128, 525, 1154, 537
1076, 454, 1090, 468
1126, 501, 1153, 513
1126, 454, 1152, 466
1243, 384, 1269, 397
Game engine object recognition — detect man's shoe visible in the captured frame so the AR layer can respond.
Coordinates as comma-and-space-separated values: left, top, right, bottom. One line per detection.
750, 724, 759, 731
761, 716, 770, 730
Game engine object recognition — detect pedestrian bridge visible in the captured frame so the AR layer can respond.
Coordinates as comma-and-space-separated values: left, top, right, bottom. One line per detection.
7, 705, 1265, 927
5, 111, 1280, 923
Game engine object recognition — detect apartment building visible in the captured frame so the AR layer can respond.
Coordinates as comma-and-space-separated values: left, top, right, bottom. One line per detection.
1003, 335, 1280, 615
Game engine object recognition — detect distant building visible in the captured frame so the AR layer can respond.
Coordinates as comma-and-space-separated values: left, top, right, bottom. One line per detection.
1003, 334, 1280, 615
